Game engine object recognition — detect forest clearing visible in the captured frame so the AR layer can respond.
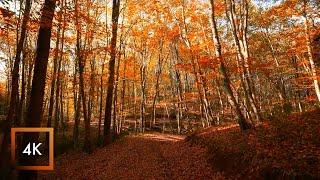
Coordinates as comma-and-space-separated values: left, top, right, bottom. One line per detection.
0, 0, 319, 179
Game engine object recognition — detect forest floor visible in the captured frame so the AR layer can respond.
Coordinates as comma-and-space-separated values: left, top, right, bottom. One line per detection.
39, 133, 224, 179
40, 110, 320, 179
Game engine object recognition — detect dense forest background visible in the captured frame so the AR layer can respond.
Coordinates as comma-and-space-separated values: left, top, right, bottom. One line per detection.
0, 0, 319, 179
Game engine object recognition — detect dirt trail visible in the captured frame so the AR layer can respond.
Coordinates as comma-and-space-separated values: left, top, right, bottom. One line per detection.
40, 133, 222, 179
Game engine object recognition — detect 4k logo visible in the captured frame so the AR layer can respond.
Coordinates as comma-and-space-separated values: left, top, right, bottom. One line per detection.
22, 142, 43, 156
11, 128, 54, 170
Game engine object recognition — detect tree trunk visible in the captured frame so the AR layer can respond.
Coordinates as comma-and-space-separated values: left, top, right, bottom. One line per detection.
0, 0, 32, 176
303, 2, 320, 103
54, 53, 62, 133
210, 0, 251, 130
75, 0, 92, 153
47, 5, 62, 143
104, 0, 121, 145
226, 0, 261, 122
73, 79, 81, 147
119, 48, 127, 133
18, 0, 56, 179
113, 49, 121, 134
151, 41, 164, 127
17, 50, 27, 125
98, 57, 105, 140
140, 63, 147, 132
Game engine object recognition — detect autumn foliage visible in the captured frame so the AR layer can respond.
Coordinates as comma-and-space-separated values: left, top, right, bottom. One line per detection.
0, 0, 319, 178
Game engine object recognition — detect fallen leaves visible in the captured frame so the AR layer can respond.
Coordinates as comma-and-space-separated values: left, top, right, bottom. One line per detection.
188, 110, 320, 179
40, 133, 222, 179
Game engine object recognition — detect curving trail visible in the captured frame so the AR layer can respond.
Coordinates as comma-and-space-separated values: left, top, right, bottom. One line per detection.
40, 133, 223, 179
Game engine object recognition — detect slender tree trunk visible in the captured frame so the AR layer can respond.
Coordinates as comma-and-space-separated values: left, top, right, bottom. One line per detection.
73, 81, 81, 147
119, 48, 127, 133
54, 54, 62, 133
0, 1, 32, 176
133, 66, 137, 131
25, 57, 34, 111
60, 81, 64, 128
75, 0, 92, 153
226, 0, 261, 122
98, 58, 105, 139
151, 42, 164, 127
113, 50, 120, 134
140, 63, 147, 132
104, 0, 121, 145
303, 2, 320, 103
47, 5, 62, 143
175, 71, 184, 133
210, 0, 251, 130
17, 49, 27, 125
292, 56, 304, 113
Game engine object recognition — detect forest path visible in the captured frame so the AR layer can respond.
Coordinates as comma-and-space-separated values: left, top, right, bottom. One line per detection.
41, 133, 220, 179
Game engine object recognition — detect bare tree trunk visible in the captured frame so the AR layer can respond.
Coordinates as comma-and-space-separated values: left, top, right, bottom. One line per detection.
54, 53, 62, 133
151, 40, 164, 127
175, 71, 184, 133
18, 0, 56, 178
60, 79, 64, 129
0, 0, 31, 175
292, 56, 304, 113
113, 66, 118, 134
119, 47, 127, 133
73, 79, 81, 147
133, 62, 138, 132
74, 0, 92, 153
0, 0, 32, 177
17, 49, 27, 125
25, 56, 34, 111
98, 58, 105, 139
113, 46, 121, 134
104, 0, 121, 145
303, 1, 320, 103
140, 63, 147, 132
47, 3, 63, 143
210, 0, 251, 130
226, 0, 261, 122
98, 0, 110, 140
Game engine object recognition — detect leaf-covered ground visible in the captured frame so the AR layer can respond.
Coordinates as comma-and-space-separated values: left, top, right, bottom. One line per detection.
188, 110, 320, 179
40, 133, 223, 179
40, 110, 320, 179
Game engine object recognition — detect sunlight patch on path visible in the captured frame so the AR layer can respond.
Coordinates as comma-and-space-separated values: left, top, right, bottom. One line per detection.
198, 124, 239, 136
140, 133, 185, 142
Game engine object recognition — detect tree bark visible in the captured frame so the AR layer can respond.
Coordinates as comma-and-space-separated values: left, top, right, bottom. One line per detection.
98, 57, 105, 140
18, 0, 56, 178
104, 0, 121, 145
151, 40, 164, 127
210, 0, 251, 130
226, 0, 261, 122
